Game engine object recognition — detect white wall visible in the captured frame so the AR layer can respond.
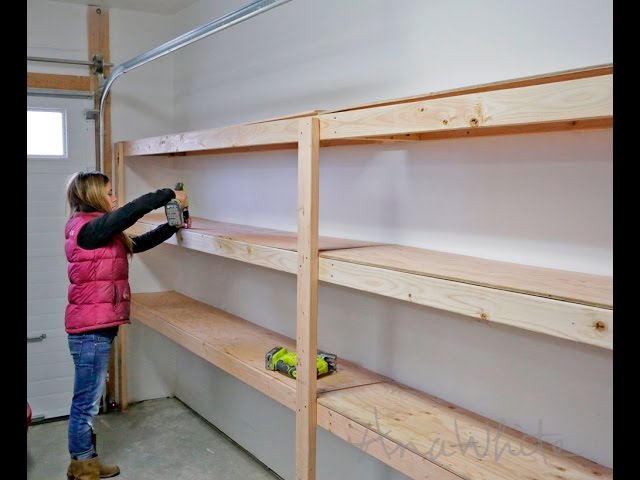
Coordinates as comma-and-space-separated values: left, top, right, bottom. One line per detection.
30, 0, 612, 476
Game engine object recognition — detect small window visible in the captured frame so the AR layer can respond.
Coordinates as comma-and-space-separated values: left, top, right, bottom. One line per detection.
27, 108, 67, 157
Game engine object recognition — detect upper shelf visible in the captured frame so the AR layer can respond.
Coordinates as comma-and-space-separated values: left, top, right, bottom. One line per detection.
129, 215, 612, 350
120, 65, 612, 157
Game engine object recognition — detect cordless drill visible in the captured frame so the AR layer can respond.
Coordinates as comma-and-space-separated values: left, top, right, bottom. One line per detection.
165, 182, 189, 227
265, 346, 337, 379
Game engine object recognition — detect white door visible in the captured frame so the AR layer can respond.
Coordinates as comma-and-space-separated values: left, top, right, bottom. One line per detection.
27, 94, 96, 420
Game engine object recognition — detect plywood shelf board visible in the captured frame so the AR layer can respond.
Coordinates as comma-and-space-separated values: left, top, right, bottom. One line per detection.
319, 257, 612, 350
131, 292, 387, 409
319, 382, 612, 480
134, 213, 376, 252
321, 245, 612, 309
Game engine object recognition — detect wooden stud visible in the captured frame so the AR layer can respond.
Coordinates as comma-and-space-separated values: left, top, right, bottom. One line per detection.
116, 325, 129, 411
296, 117, 320, 480
88, 5, 111, 173
116, 142, 125, 202
27, 72, 92, 91
114, 142, 129, 411
122, 118, 303, 156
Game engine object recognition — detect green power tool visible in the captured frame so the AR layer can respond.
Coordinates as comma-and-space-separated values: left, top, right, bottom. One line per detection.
265, 347, 337, 379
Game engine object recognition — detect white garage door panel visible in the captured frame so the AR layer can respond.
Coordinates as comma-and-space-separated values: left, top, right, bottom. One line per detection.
27, 216, 66, 232
27, 95, 95, 420
27, 318, 67, 338
28, 172, 76, 190
28, 298, 67, 316
27, 328, 69, 353
27, 268, 68, 285
27, 200, 67, 218
28, 360, 75, 383
28, 314, 66, 334
29, 349, 72, 367
28, 255, 67, 273
29, 378, 75, 399
27, 325, 69, 351
29, 394, 74, 420
27, 234, 65, 258
27, 281, 67, 301
27, 159, 94, 175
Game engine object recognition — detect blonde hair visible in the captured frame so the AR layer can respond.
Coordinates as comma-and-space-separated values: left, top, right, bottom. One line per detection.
65, 171, 134, 253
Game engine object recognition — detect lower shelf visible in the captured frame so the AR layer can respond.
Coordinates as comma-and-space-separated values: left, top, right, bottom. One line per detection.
130, 291, 612, 480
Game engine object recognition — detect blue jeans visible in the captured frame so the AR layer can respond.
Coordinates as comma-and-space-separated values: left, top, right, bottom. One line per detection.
67, 331, 115, 460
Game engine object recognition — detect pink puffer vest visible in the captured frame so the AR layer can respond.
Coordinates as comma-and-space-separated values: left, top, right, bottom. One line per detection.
64, 212, 131, 334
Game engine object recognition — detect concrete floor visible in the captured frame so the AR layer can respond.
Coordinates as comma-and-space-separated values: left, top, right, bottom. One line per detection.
27, 396, 282, 480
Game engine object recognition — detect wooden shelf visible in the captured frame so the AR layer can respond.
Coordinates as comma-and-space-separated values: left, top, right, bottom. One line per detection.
320, 246, 612, 350
121, 66, 612, 157
127, 213, 377, 274
318, 73, 612, 142
131, 291, 612, 480
319, 382, 612, 480
129, 214, 612, 350
131, 291, 386, 409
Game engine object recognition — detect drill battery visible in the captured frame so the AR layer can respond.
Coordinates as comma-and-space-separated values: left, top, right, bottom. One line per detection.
165, 181, 189, 227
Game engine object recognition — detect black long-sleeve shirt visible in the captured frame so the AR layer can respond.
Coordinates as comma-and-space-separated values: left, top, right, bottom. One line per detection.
77, 188, 179, 251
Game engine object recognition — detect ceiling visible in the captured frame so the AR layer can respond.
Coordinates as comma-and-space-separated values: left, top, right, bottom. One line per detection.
50, 0, 200, 15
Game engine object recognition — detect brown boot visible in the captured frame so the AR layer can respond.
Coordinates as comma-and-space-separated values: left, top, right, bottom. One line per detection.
67, 456, 120, 479
66, 457, 100, 480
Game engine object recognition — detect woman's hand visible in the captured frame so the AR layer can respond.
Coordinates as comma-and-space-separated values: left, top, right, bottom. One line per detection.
174, 190, 189, 207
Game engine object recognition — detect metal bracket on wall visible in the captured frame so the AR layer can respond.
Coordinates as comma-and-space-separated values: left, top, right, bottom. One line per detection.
91, 54, 105, 75
27, 333, 47, 343
85, 109, 100, 121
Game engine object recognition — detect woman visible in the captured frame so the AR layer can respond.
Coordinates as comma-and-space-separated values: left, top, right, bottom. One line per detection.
64, 171, 189, 479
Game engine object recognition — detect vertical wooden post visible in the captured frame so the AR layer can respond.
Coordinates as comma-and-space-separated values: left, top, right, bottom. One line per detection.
88, 5, 111, 173
115, 142, 129, 411
296, 117, 320, 480
89, 3, 118, 410
116, 142, 125, 204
